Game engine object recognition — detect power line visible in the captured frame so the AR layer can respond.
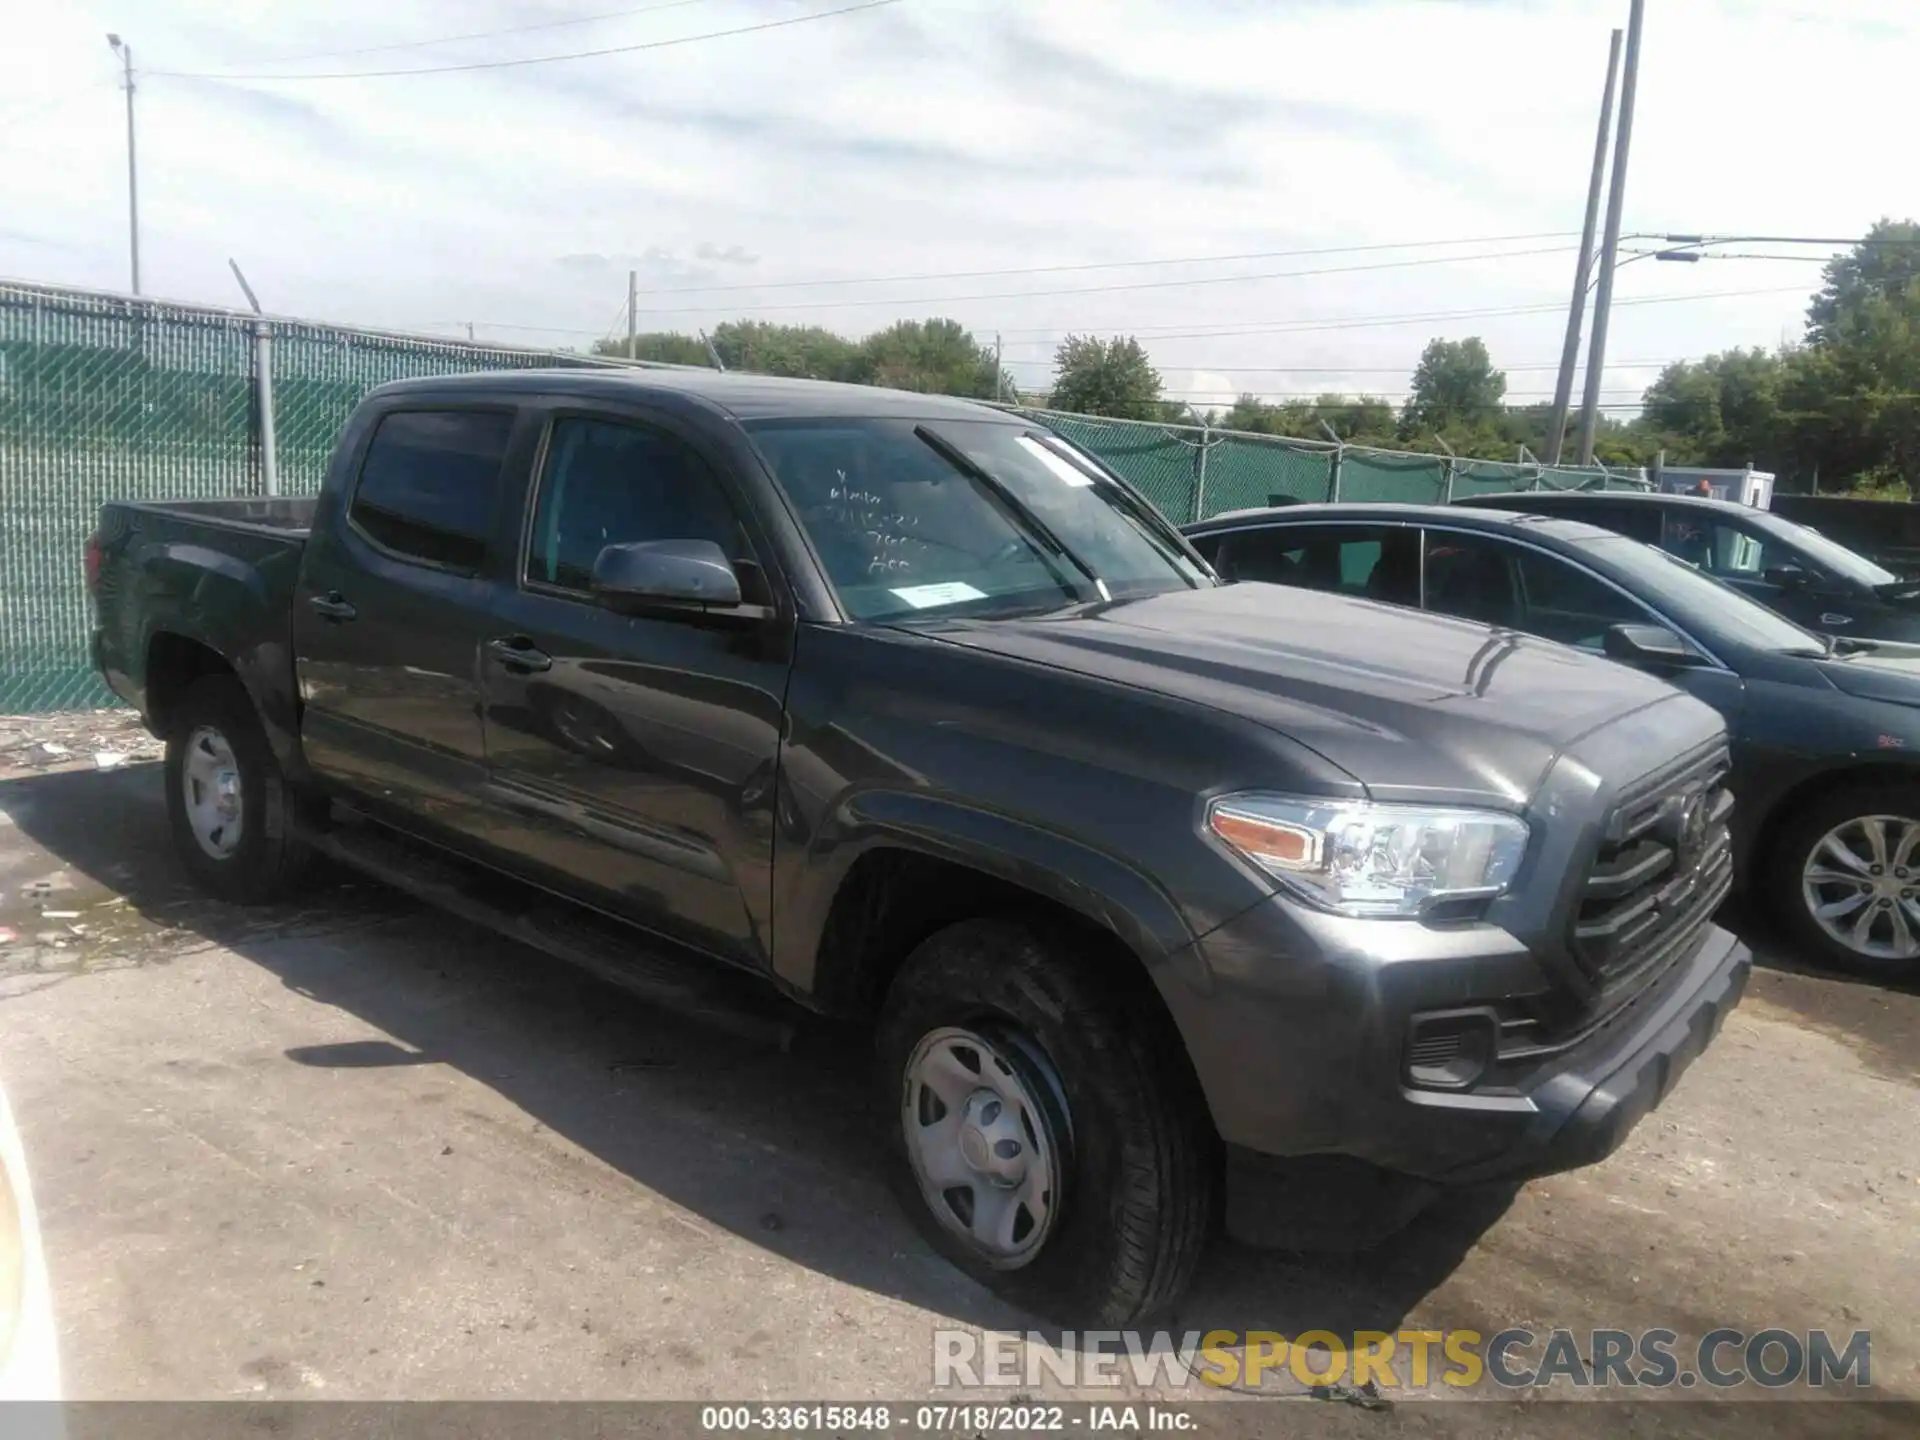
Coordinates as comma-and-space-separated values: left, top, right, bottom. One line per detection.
632, 243, 1583, 316
247, 0, 723, 64
629, 231, 1585, 296
991, 284, 1813, 344
429, 286, 1806, 355
149, 0, 904, 81
1124, 358, 1686, 374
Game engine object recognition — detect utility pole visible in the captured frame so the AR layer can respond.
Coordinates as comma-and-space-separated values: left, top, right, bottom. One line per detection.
1578, 0, 1646, 466
1544, 28, 1622, 465
993, 332, 1004, 401
627, 269, 638, 360
106, 34, 140, 294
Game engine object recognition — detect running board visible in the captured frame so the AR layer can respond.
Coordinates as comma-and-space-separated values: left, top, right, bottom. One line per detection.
307, 819, 802, 1049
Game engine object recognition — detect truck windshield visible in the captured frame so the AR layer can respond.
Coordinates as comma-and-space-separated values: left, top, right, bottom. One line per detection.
746, 417, 1210, 619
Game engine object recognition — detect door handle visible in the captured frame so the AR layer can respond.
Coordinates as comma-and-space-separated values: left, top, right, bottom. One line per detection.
487, 637, 553, 673
308, 591, 357, 622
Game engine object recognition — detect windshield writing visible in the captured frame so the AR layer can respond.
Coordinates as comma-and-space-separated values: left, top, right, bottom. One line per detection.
747, 417, 1209, 619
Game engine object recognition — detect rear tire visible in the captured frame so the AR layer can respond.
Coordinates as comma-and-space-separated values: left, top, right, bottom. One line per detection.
163, 676, 313, 905
875, 918, 1213, 1325
1768, 783, 1920, 979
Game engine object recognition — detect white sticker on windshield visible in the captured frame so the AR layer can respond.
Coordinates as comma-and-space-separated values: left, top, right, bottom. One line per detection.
1018, 435, 1096, 487
889, 582, 988, 609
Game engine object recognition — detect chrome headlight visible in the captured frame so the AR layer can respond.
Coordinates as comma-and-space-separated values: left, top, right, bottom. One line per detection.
1208, 794, 1529, 919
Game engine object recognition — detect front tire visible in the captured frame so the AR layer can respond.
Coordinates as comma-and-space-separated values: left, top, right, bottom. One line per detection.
163, 676, 313, 905
1769, 784, 1920, 978
875, 919, 1213, 1325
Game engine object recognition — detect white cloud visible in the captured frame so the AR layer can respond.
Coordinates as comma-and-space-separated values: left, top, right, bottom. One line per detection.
2, 0, 1914, 401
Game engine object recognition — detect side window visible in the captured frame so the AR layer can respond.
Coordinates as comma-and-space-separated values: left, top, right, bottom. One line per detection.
349, 410, 514, 571
1422, 534, 1521, 628
1211, 528, 1308, 585
1222, 525, 1416, 605
527, 417, 754, 594
1580, 503, 1663, 544
1663, 513, 1769, 579
1513, 551, 1653, 650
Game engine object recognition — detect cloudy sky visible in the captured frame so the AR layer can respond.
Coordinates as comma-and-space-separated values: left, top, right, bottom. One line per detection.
4, 0, 1916, 413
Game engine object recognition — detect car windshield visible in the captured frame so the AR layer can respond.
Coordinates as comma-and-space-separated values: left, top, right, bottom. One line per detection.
746, 417, 1211, 620
1754, 513, 1898, 587
1580, 535, 1831, 654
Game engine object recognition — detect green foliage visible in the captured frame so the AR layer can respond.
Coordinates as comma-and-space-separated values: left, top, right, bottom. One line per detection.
591, 332, 710, 366
848, 318, 1010, 399
1634, 222, 1920, 491
1401, 337, 1506, 437
709, 320, 861, 380
1808, 219, 1920, 346
1049, 335, 1163, 420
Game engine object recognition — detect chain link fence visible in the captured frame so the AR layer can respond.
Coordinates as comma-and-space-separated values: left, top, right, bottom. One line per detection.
2, 278, 1640, 715
0, 280, 629, 713
1004, 407, 1644, 523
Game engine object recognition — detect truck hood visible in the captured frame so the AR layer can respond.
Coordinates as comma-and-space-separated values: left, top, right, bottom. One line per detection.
910, 582, 1690, 808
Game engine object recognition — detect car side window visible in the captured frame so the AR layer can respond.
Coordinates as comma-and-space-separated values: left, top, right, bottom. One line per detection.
349, 410, 515, 571
1578, 503, 1664, 544
1422, 534, 1521, 628
1219, 525, 1417, 606
527, 417, 756, 595
1659, 512, 1758, 577
1512, 550, 1654, 650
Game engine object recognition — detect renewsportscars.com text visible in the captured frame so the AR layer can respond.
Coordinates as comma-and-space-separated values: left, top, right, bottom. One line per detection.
933, 1328, 1872, 1392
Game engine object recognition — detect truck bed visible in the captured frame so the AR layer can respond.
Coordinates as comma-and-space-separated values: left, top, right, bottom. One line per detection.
114, 495, 317, 536
89, 495, 316, 731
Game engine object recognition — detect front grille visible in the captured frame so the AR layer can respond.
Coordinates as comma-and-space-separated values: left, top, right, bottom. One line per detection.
1571, 742, 1734, 993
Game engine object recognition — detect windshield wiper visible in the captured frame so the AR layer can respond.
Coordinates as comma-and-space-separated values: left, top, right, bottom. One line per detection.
1021, 430, 1201, 576
913, 424, 1110, 602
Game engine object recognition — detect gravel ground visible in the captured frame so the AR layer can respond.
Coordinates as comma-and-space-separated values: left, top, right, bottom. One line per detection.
0, 714, 1915, 1434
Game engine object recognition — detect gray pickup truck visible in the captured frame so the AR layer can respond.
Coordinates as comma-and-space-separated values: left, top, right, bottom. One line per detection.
88, 368, 1750, 1322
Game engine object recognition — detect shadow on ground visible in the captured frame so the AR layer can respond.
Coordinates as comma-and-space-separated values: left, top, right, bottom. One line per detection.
7, 760, 1792, 1352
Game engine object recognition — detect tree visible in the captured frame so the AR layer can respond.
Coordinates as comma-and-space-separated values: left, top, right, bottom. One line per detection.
1808, 219, 1920, 346
1402, 337, 1506, 437
1640, 348, 1786, 468
709, 321, 860, 380
591, 331, 710, 366
849, 318, 1010, 399
1048, 335, 1163, 420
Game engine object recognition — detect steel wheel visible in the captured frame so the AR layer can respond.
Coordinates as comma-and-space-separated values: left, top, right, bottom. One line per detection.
900, 1026, 1067, 1271
181, 724, 244, 860
1801, 813, 1920, 962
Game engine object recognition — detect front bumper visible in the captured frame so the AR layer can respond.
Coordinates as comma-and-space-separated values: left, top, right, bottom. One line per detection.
1159, 891, 1749, 1247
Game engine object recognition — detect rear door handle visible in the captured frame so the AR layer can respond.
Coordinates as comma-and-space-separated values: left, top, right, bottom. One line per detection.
308, 591, 357, 622
487, 637, 553, 673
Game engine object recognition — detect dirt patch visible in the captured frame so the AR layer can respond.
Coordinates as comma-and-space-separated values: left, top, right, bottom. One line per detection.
0, 708, 163, 782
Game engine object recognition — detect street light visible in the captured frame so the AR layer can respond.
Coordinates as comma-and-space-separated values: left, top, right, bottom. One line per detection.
106, 33, 139, 295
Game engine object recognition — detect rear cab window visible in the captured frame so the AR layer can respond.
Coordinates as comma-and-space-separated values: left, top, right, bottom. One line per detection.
347, 409, 515, 572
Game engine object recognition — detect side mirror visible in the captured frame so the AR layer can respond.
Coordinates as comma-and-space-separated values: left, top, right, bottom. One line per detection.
1604, 623, 1699, 669
1763, 564, 1810, 590
590, 539, 742, 612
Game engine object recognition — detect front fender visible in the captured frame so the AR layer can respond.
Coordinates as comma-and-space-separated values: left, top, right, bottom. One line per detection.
772, 786, 1210, 1004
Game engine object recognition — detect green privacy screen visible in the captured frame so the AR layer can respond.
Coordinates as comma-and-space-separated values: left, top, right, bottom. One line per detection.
0, 282, 611, 712
1, 280, 1625, 714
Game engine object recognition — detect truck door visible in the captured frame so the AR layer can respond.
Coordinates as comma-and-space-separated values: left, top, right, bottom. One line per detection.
292, 406, 515, 838
476, 412, 792, 968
